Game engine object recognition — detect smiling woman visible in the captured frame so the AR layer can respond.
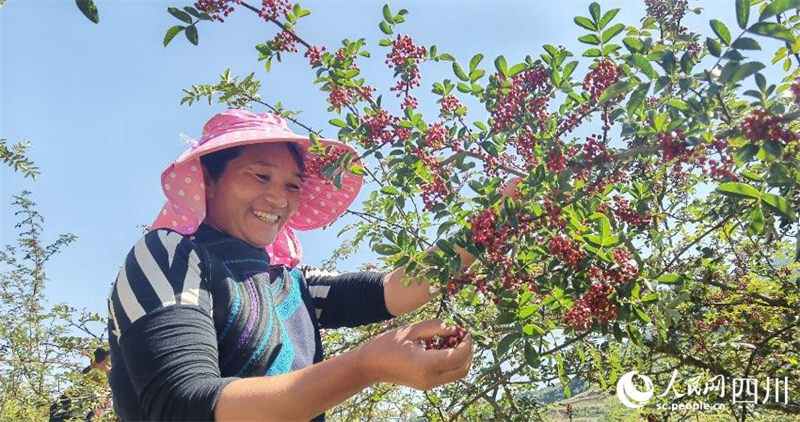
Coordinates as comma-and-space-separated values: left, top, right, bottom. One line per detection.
105, 109, 478, 421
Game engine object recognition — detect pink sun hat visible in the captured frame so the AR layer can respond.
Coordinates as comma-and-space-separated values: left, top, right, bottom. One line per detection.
150, 109, 364, 268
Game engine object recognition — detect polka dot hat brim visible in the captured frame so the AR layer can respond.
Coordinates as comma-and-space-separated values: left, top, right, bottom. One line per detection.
150, 109, 364, 268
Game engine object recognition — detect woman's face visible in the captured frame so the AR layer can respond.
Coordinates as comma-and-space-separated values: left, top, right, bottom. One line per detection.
203, 143, 303, 249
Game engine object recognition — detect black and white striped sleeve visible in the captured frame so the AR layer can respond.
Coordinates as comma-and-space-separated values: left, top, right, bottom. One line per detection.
107, 229, 236, 421
299, 266, 394, 329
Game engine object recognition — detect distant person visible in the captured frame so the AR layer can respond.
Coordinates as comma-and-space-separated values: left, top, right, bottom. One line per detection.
49, 347, 113, 422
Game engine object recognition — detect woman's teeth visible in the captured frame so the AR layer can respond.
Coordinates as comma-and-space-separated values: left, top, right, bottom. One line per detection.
252, 210, 279, 223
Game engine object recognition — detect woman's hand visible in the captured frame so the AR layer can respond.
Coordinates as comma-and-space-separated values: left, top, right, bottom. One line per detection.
499, 176, 523, 201
356, 319, 472, 390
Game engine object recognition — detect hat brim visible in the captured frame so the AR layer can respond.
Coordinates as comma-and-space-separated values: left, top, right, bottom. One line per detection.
168, 130, 363, 232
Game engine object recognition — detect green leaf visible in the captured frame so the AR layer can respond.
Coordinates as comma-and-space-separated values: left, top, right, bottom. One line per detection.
374, 244, 401, 255
452, 62, 469, 81
579, 34, 602, 45
524, 342, 539, 368
633, 306, 651, 323
748, 204, 765, 235
716, 181, 761, 200
382, 4, 394, 23
75, 0, 99, 23
706, 38, 722, 57
469, 53, 484, 72
497, 332, 521, 358
494, 55, 508, 75
583, 48, 602, 57
168, 7, 193, 24
436, 239, 457, 256
598, 80, 635, 104
658, 273, 683, 284
589, 2, 601, 23
710, 19, 731, 46
722, 62, 765, 85
185, 25, 199, 46
163, 25, 185, 47
736, 0, 750, 29
522, 323, 546, 337
732, 37, 761, 50
748, 22, 795, 42
630, 54, 656, 79
759, 0, 800, 21
508, 63, 527, 77
598, 8, 620, 30
574, 16, 596, 31
667, 98, 689, 111
762, 193, 798, 221
623, 37, 643, 53
735, 144, 760, 163
627, 82, 649, 114
329, 118, 347, 128
379, 21, 393, 35
601, 23, 625, 43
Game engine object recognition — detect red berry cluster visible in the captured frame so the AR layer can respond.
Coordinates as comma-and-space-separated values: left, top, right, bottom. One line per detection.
361, 109, 397, 147
563, 282, 617, 330
268, 29, 297, 52
542, 196, 566, 229
645, 0, 688, 34
257, 0, 292, 20
423, 122, 449, 150
546, 151, 567, 174
412, 149, 450, 211
401, 95, 419, 110
194, 0, 238, 21
385, 35, 427, 96
513, 130, 539, 170
557, 102, 591, 135
697, 139, 737, 181
548, 236, 585, 270
612, 196, 650, 228
587, 248, 639, 284
328, 87, 350, 110
582, 134, 610, 169
446, 273, 488, 295
422, 326, 468, 350
466, 145, 502, 177
659, 130, 690, 165
741, 109, 798, 143
304, 45, 324, 66
439, 94, 462, 115
470, 208, 537, 291
305, 148, 345, 183
583, 60, 620, 102
489, 67, 550, 132
792, 77, 800, 103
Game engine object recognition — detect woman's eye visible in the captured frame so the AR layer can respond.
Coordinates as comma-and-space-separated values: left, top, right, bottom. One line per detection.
255, 174, 270, 182
287, 184, 301, 193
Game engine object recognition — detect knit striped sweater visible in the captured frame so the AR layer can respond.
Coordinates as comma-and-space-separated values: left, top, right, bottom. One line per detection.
107, 224, 392, 421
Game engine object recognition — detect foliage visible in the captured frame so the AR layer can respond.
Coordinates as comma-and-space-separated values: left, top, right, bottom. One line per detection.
0, 138, 40, 179
0, 192, 110, 421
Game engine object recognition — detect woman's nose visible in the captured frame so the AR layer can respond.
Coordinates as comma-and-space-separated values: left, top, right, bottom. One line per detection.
263, 189, 288, 208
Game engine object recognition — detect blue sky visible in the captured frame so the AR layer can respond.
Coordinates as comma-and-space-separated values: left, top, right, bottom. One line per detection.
0, 0, 761, 322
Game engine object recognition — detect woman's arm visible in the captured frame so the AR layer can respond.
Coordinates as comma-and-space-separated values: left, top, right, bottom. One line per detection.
215, 319, 472, 421
383, 177, 523, 316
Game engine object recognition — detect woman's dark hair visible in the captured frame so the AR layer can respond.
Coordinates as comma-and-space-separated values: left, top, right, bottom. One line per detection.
200, 143, 306, 181
81, 347, 109, 374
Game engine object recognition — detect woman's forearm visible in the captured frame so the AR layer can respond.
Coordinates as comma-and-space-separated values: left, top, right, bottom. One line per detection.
383, 243, 476, 317
214, 347, 375, 421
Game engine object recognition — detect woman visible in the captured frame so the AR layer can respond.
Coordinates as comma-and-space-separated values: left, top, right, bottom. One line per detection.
107, 110, 514, 421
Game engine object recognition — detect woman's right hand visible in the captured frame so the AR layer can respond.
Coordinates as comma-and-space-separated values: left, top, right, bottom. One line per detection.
355, 319, 473, 390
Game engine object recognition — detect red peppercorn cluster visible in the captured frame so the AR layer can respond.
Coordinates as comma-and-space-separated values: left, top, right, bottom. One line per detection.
563, 282, 617, 330
659, 130, 690, 166
741, 109, 798, 143
557, 102, 591, 136
548, 236, 585, 270
583, 60, 620, 102
361, 109, 397, 147
305, 148, 345, 183
644, 0, 688, 34
489, 67, 550, 132
582, 134, 610, 169
542, 196, 566, 229
422, 326, 468, 350
466, 145, 502, 177
423, 122, 449, 150
267, 29, 297, 53
697, 139, 738, 181
792, 78, 800, 103
328, 87, 350, 110
195, 0, 239, 21
411, 149, 450, 211
257, 0, 292, 20
401, 95, 419, 110
512, 130, 539, 170
546, 151, 567, 174
304, 45, 324, 66
612, 196, 650, 228
385, 35, 427, 96
439, 94, 462, 115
